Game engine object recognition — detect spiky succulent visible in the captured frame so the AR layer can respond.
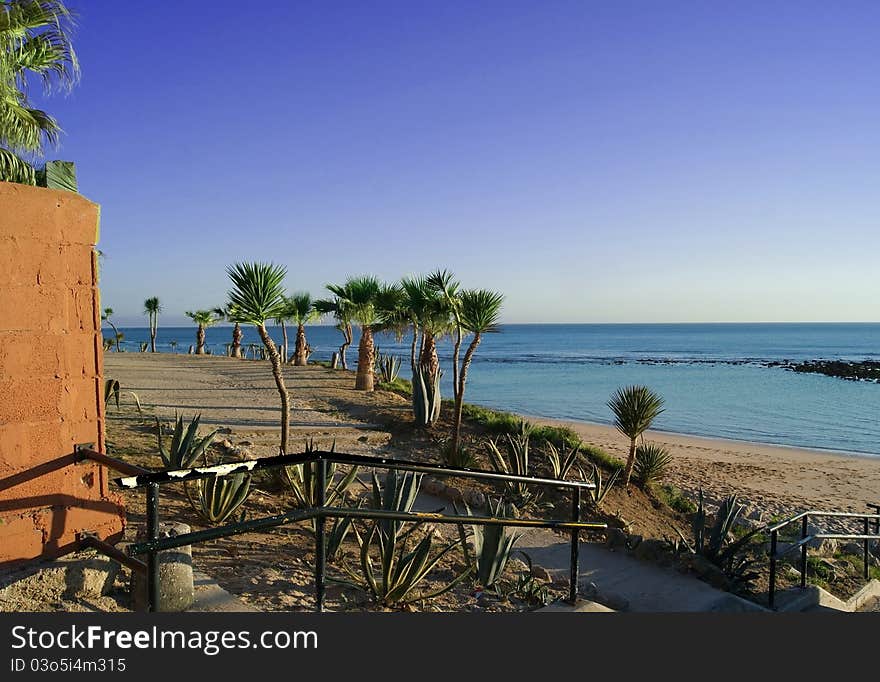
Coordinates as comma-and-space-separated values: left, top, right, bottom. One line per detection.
156, 414, 218, 470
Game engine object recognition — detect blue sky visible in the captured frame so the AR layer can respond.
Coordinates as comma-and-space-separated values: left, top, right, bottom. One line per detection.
38, 1, 880, 325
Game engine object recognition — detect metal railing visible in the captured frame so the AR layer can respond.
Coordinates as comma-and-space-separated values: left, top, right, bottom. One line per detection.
113, 449, 607, 612
767, 508, 880, 609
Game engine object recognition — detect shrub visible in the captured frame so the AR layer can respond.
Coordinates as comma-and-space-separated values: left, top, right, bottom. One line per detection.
462, 498, 523, 588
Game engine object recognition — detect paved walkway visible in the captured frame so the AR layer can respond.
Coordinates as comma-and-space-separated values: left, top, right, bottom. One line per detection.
413, 492, 762, 612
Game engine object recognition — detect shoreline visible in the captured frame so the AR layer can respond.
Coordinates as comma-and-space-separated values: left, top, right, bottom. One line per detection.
519, 412, 880, 518
518, 411, 880, 461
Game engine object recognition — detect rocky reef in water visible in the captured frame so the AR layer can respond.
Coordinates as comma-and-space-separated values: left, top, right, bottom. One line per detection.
776, 359, 880, 382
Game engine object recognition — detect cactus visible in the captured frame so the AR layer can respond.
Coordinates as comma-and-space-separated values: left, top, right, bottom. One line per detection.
412, 361, 442, 427
156, 413, 218, 469
283, 439, 358, 510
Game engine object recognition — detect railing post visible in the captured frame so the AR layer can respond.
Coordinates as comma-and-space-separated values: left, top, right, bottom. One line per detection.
568, 487, 581, 604
146, 483, 160, 613
864, 517, 870, 581
800, 515, 808, 590
314, 458, 327, 613
769, 529, 778, 609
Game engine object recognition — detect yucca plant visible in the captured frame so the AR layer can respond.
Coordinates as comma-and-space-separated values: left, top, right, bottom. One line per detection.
544, 440, 581, 480
486, 421, 540, 509
184, 465, 252, 526
585, 463, 620, 510
633, 442, 673, 488
340, 471, 467, 606
156, 414, 218, 469
139, 342, 148, 352
103, 378, 120, 408
462, 498, 523, 588
607, 385, 665, 487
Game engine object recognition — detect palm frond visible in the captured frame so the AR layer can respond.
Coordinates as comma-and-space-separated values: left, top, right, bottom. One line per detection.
226, 261, 287, 325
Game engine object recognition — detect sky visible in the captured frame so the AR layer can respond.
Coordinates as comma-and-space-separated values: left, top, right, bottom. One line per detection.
33, 1, 880, 325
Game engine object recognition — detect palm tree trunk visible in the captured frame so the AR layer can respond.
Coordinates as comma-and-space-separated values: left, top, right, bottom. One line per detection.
294, 324, 309, 366
355, 325, 375, 391
624, 439, 637, 487
452, 333, 481, 451
196, 325, 205, 354
280, 321, 289, 362
107, 320, 121, 352
149, 314, 157, 352
339, 324, 352, 370
257, 323, 290, 454
231, 323, 242, 358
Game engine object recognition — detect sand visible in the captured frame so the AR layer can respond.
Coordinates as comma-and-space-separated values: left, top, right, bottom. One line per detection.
527, 415, 880, 518
104, 353, 880, 521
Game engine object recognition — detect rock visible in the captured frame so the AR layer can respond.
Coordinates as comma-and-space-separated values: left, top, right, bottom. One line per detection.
420, 477, 446, 496
465, 490, 486, 508
807, 523, 839, 555
444, 486, 463, 503
633, 538, 669, 563
625, 534, 643, 550
690, 555, 730, 590
530, 565, 553, 582
604, 527, 627, 549
841, 542, 863, 557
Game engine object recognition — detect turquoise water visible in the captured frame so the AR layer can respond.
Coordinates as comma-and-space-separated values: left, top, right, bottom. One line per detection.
113, 323, 880, 456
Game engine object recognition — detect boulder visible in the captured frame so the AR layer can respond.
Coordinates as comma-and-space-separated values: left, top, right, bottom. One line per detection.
633, 538, 670, 563
604, 527, 627, 549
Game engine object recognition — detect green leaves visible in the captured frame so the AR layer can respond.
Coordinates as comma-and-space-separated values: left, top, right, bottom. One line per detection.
226, 262, 288, 325
607, 385, 665, 441
458, 289, 503, 334
156, 413, 218, 470
185, 471, 252, 526
633, 442, 672, 488
1, 1, 80, 182
464, 498, 523, 588
184, 309, 221, 327
544, 440, 581, 480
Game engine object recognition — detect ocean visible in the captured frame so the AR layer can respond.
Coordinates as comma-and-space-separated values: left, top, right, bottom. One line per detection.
111, 323, 880, 457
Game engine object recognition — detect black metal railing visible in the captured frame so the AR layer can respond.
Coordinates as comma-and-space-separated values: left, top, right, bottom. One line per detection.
113, 449, 607, 612
767, 508, 880, 609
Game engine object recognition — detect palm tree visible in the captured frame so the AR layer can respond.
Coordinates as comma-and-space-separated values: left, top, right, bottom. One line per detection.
226, 262, 290, 453
101, 307, 121, 351
398, 275, 453, 426
213, 305, 243, 358
325, 276, 391, 391
448, 288, 504, 453
285, 292, 319, 366
185, 310, 220, 355
143, 297, 161, 352
607, 385, 665, 487
314, 295, 353, 369
1, 0, 79, 184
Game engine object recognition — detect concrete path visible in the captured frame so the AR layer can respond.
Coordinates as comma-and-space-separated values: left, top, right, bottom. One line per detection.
413, 492, 760, 612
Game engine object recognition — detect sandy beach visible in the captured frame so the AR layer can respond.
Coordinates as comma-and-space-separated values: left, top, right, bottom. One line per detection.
104, 353, 880, 521
527, 415, 880, 518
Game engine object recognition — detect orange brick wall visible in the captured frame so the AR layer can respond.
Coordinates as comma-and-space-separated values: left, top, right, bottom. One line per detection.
0, 182, 124, 569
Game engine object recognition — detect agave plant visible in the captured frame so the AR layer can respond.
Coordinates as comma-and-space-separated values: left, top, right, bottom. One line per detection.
184, 465, 252, 526
440, 437, 476, 469
156, 414, 218, 469
633, 442, 673, 488
283, 439, 358, 510
375, 351, 402, 383
677, 490, 762, 586
486, 421, 541, 509
544, 440, 581, 480
585, 463, 620, 510
412, 361, 441, 427
103, 378, 120, 408
463, 498, 523, 588
340, 470, 467, 607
